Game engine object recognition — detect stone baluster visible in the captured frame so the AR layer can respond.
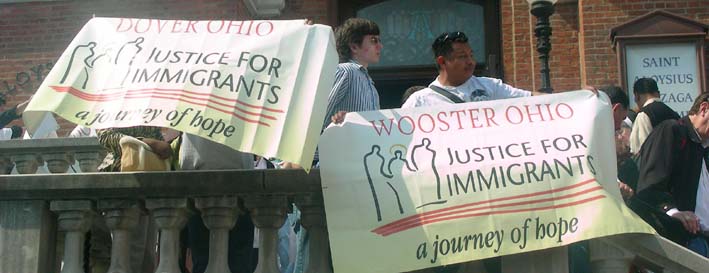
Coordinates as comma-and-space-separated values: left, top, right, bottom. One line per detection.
589, 238, 634, 273
99, 200, 142, 273
245, 195, 288, 273
50, 200, 95, 273
195, 196, 239, 273
295, 194, 333, 273
11, 153, 41, 174
501, 246, 568, 273
44, 152, 74, 173
75, 152, 102, 173
0, 155, 12, 174
145, 198, 191, 273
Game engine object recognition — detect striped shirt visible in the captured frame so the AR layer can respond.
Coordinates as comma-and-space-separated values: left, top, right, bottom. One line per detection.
315, 60, 380, 164
322, 60, 380, 129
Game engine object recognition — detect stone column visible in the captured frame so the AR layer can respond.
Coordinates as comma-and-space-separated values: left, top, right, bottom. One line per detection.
145, 198, 191, 273
75, 152, 102, 173
0, 155, 12, 174
11, 154, 41, 174
245, 195, 287, 273
99, 200, 142, 273
589, 238, 634, 273
50, 200, 95, 273
501, 246, 569, 273
44, 152, 74, 173
195, 196, 239, 273
0, 200, 55, 273
295, 194, 333, 273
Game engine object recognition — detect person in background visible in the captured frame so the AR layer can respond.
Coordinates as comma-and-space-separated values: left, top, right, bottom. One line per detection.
0, 125, 22, 140
401, 85, 426, 106
629, 77, 679, 154
0, 98, 30, 128
599, 86, 635, 199
631, 92, 709, 257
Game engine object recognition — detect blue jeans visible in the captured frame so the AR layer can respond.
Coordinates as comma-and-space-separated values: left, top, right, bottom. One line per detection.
686, 236, 708, 257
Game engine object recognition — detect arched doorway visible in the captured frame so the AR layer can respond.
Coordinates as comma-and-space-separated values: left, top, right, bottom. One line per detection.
337, 0, 501, 108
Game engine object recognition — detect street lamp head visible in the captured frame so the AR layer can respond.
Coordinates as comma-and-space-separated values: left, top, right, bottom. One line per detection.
528, 0, 556, 18
526, 0, 558, 4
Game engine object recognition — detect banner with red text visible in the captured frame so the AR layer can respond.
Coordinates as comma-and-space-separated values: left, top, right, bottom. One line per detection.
24, 18, 337, 171
319, 91, 655, 273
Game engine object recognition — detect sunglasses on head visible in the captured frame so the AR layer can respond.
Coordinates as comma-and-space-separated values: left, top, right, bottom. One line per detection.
436, 32, 468, 44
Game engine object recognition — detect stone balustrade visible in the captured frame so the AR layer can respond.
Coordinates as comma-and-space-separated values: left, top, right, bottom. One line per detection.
0, 138, 707, 273
0, 137, 105, 174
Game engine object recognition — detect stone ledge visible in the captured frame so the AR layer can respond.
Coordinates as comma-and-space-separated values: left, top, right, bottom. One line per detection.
0, 169, 321, 200
0, 137, 104, 154
602, 233, 709, 273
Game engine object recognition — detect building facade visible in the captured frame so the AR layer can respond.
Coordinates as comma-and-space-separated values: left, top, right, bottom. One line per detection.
1, 0, 708, 134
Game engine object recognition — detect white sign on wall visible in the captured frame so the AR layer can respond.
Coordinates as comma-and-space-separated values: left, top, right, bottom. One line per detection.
625, 43, 700, 116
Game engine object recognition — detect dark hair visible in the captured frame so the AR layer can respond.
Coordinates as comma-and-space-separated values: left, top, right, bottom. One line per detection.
432, 32, 469, 69
401, 85, 426, 105
335, 18, 380, 62
633, 77, 659, 95
601, 85, 629, 109
688, 92, 709, 115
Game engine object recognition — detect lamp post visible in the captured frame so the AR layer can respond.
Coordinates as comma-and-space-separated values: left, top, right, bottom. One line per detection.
527, 0, 557, 93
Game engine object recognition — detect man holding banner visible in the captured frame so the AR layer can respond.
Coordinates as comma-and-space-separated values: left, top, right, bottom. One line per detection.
402, 31, 539, 108
324, 18, 382, 131
401, 30, 538, 273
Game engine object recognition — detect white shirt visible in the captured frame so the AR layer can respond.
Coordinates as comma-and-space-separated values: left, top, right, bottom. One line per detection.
696, 158, 709, 232
68, 125, 97, 138
0, 128, 13, 140
629, 98, 658, 154
401, 76, 531, 108
179, 133, 253, 170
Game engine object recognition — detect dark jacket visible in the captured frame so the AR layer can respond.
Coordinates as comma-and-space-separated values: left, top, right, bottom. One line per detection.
631, 116, 703, 244
640, 100, 680, 127
0, 106, 20, 128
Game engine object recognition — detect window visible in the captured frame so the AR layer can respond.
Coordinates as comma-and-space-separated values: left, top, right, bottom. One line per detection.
357, 0, 486, 69
338, 0, 500, 108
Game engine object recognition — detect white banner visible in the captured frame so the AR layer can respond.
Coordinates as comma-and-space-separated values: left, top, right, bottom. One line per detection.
25, 18, 337, 171
319, 91, 655, 273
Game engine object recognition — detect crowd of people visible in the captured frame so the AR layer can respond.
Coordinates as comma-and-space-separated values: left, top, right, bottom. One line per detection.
320, 17, 708, 273
1, 16, 707, 273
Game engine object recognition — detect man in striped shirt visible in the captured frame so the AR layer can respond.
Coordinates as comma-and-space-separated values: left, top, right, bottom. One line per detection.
324, 18, 383, 128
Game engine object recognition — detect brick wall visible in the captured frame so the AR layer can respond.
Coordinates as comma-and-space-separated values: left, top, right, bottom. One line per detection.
0, 0, 245, 135
580, 0, 709, 88
0, 0, 333, 135
501, 0, 709, 93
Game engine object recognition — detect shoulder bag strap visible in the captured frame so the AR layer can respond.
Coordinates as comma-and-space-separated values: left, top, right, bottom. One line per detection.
429, 85, 466, 104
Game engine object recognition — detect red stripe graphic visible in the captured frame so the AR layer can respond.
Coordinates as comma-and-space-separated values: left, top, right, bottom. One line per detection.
375, 187, 604, 236
51, 86, 277, 127
376, 195, 605, 237
372, 178, 599, 235
61, 86, 284, 113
